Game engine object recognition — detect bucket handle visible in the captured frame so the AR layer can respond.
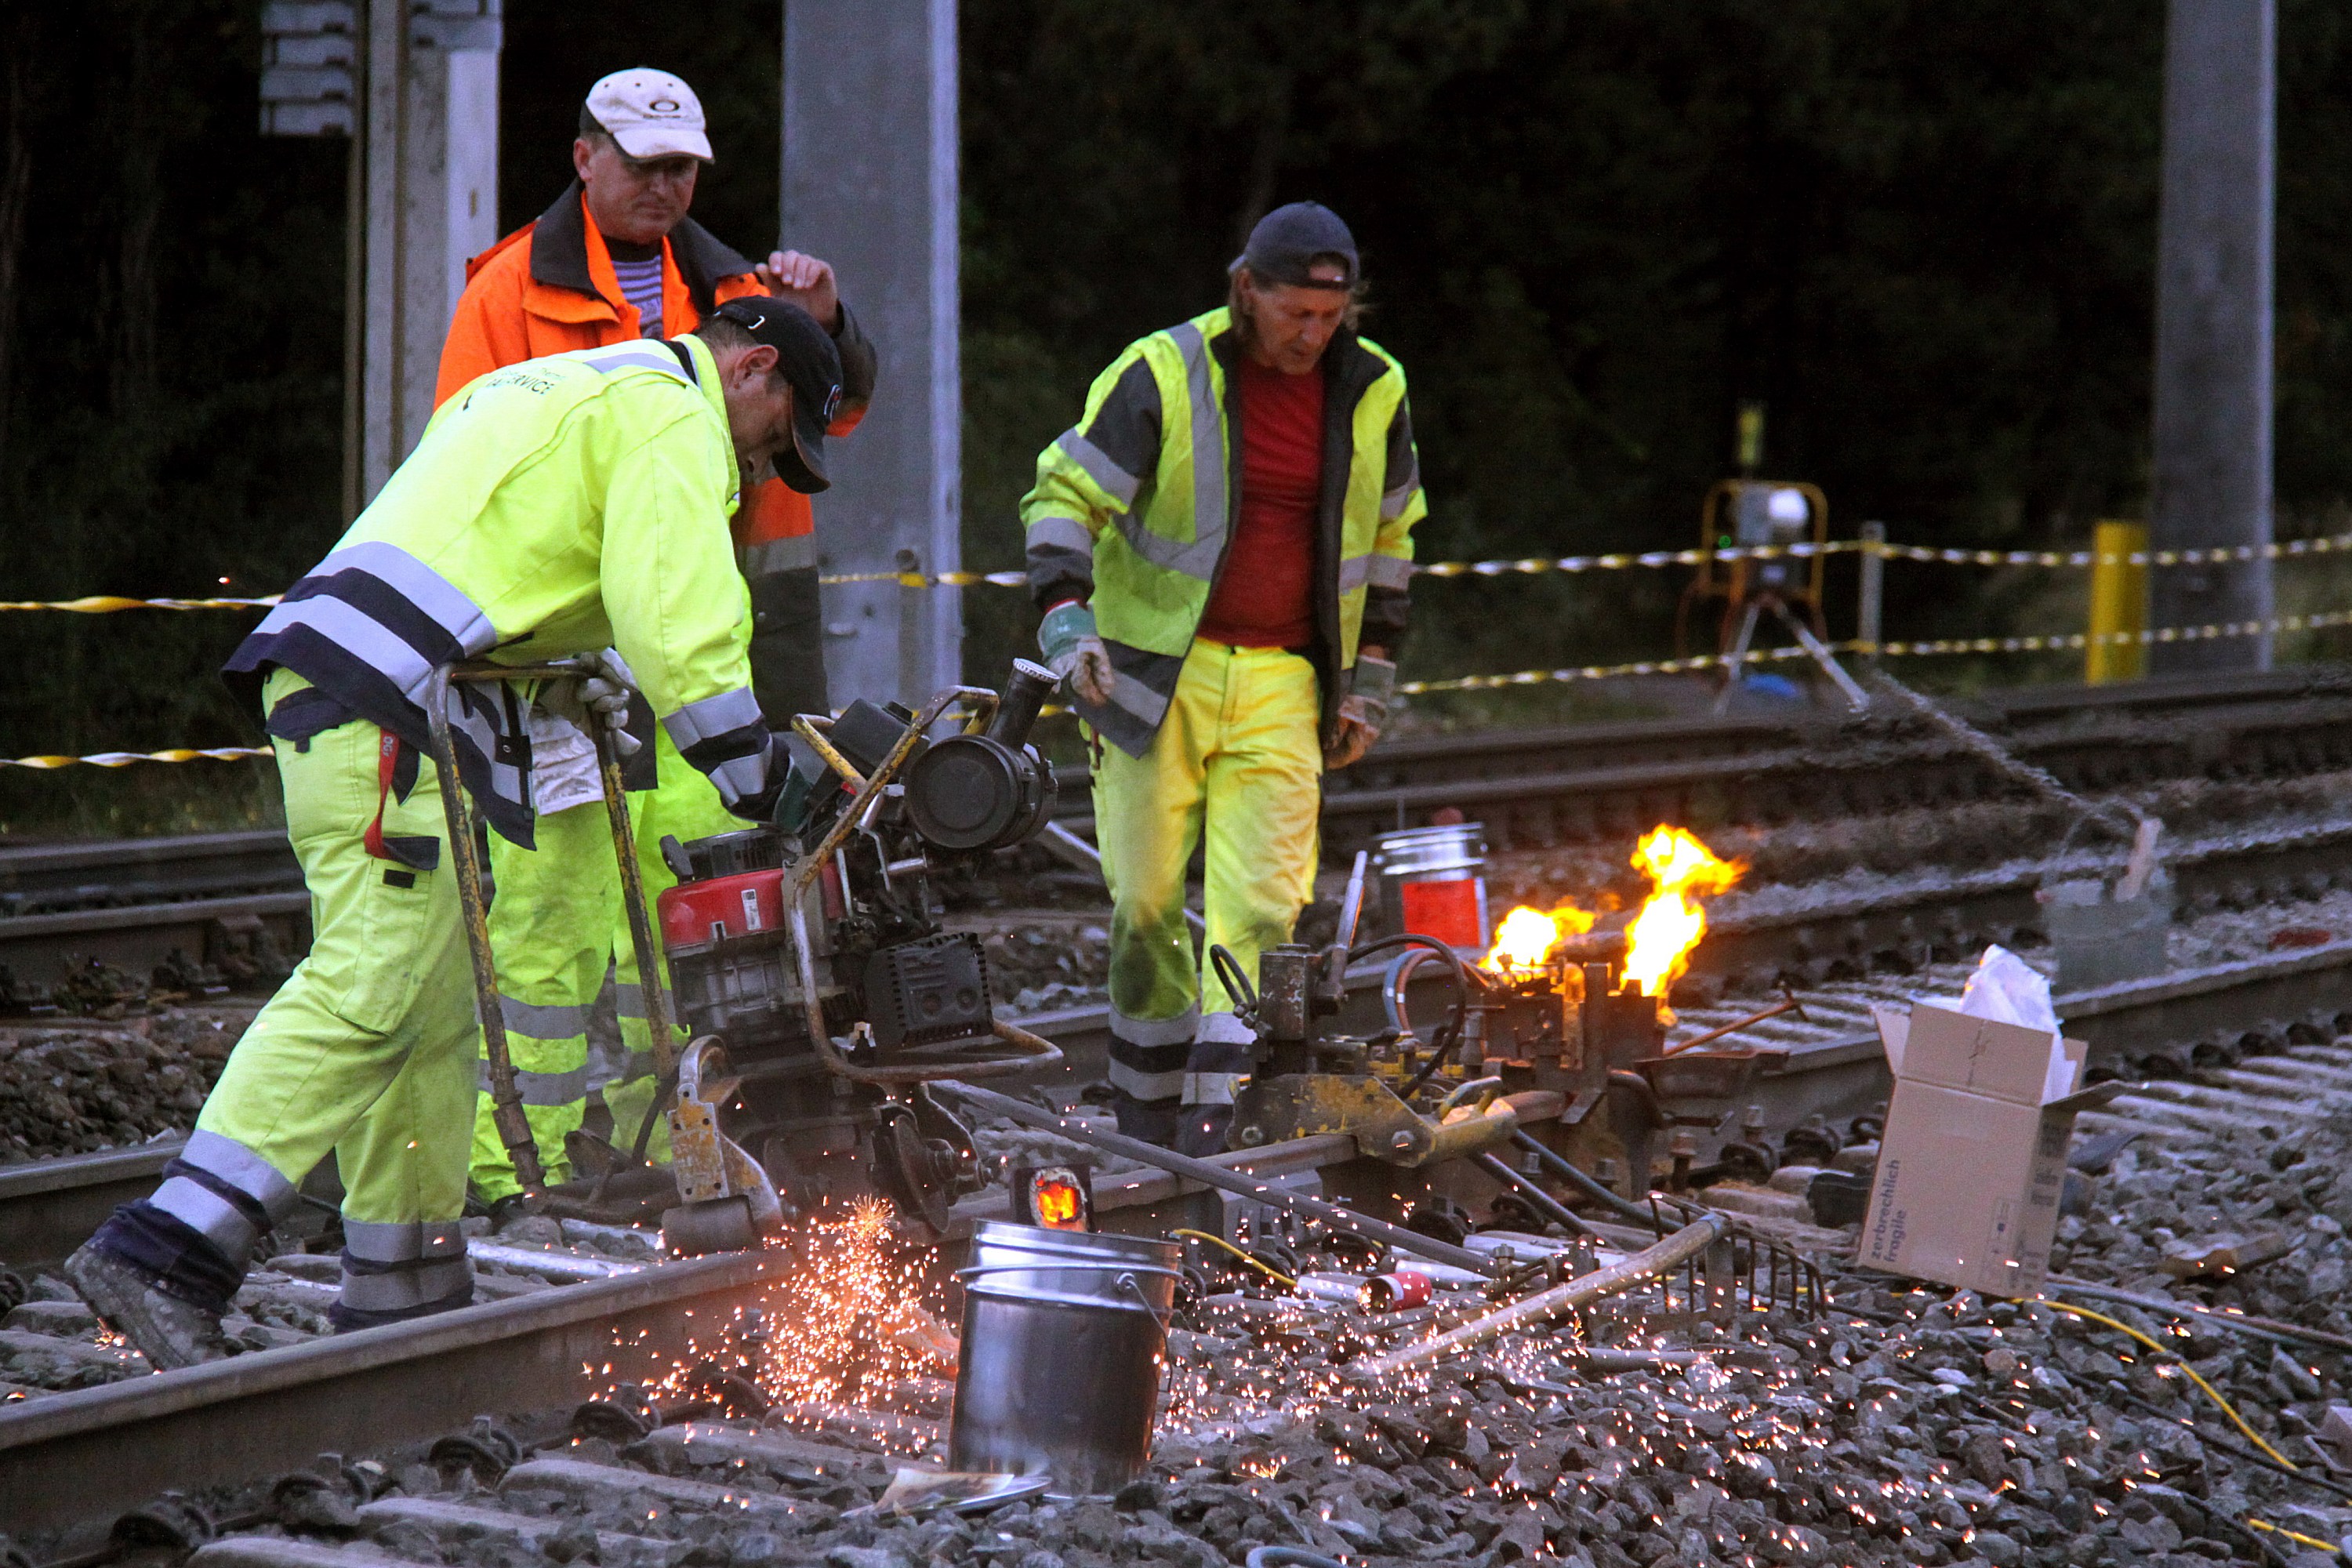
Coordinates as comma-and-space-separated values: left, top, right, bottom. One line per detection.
955, 1261, 1181, 1327
1116, 1270, 1174, 1330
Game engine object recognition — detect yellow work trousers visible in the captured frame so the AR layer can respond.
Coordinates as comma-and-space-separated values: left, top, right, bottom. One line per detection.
145, 670, 477, 1323
1092, 640, 1321, 1148
467, 726, 739, 1200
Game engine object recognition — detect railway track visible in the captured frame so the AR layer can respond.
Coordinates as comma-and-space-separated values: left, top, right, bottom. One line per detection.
11, 663, 2352, 987
15, 667, 2352, 1546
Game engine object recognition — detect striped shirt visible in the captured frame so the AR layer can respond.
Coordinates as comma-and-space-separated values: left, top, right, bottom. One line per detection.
612, 256, 664, 337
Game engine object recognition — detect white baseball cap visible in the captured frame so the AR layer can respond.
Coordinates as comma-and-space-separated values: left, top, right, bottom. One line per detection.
585, 68, 713, 162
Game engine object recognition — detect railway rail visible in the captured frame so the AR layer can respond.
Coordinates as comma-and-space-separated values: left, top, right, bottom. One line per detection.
15, 666, 2352, 1548
11, 663, 2352, 985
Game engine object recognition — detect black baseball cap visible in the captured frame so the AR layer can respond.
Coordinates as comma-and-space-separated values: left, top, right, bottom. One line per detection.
710, 294, 843, 492
1234, 201, 1359, 290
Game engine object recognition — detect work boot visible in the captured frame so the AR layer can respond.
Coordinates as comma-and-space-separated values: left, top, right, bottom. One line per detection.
61, 1243, 234, 1370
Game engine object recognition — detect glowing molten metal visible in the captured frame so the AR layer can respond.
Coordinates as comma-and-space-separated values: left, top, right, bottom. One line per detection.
1622, 826, 1744, 1010
1481, 900, 1598, 975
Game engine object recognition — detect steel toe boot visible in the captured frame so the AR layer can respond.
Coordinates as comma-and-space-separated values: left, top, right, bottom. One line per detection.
61, 1243, 233, 1370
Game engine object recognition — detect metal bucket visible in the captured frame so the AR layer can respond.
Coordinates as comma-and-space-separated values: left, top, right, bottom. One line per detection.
948, 1221, 1181, 1495
1374, 822, 1490, 949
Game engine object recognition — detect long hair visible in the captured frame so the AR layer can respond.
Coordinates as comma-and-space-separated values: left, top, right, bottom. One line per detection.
1226, 264, 1367, 353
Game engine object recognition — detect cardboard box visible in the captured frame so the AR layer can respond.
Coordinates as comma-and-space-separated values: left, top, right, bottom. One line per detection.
1859, 1000, 2122, 1297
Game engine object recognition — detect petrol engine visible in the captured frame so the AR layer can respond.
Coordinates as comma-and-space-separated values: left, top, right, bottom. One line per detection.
652, 662, 1061, 1243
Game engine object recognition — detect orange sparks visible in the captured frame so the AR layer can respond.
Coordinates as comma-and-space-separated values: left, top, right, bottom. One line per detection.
1621, 826, 1743, 1010
1480, 899, 1598, 975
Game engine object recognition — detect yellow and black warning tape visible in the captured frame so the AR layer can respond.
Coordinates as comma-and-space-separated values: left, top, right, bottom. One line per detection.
0, 746, 274, 771
16, 527, 2352, 616
11, 608, 2351, 770
1398, 608, 2352, 695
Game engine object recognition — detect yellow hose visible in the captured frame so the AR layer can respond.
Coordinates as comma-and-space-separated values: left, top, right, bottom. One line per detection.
1173, 1228, 1297, 1289
2046, 1300, 2299, 1470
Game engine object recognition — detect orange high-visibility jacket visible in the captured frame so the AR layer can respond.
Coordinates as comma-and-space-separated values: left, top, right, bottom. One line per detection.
436, 183, 873, 723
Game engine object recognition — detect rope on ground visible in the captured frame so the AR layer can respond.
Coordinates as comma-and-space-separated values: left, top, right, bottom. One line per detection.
20, 525, 2352, 614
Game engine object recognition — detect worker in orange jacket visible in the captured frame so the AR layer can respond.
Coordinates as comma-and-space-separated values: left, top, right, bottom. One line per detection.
435, 67, 877, 1203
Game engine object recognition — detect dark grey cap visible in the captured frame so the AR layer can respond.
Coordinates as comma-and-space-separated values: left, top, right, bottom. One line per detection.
710, 294, 842, 492
1234, 201, 1358, 290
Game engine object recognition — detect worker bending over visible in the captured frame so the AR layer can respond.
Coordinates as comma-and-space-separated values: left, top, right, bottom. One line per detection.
1022, 202, 1424, 1152
66, 296, 844, 1367
437, 68, 875, 1202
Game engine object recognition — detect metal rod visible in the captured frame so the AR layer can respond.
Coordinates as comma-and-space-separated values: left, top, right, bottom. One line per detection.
1662, 986, 1805, 1054
1711, 599, 1764, 716
1772, 601, 1871, 711
1510, 1131, 1657, 1224
789, 713, 867, 793
594, 720, 680, 1164
945, 1082, 1502, 1278
1470, 1151, 1595, 1237
423, 666, 542, 1193
1347, 1214, 1727, 1381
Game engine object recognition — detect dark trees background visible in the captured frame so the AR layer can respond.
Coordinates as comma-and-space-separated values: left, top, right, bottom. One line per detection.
4, 0, 2352, 831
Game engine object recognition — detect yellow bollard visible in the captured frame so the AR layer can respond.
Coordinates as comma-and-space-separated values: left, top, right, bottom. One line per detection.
2086, 520, 2148, 684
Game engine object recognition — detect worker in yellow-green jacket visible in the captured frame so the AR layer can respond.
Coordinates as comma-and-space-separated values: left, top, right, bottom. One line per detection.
1021, 202, 1424, 1153
64, 296, 844, 1369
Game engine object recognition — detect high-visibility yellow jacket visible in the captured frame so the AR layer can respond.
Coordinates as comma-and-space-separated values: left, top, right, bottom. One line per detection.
226, 335, 772, 844
436, 183, 877, 730
1019, 306, 1424, 756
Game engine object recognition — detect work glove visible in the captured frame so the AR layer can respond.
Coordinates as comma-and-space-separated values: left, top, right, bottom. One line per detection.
544, 649, 644, 757
1323, 653, 1396, 771
1038, 600, 1115, 710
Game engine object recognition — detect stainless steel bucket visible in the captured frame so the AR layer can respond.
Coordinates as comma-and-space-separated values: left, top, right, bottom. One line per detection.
1374, 822, 1490, 949
948, 1221, 1181, 1495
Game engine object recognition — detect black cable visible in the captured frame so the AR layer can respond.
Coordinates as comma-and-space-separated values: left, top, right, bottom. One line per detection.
1399, 1019, 1463, 1100
1512, 1130, 1657, 1225
1355, 932, 1482, 1095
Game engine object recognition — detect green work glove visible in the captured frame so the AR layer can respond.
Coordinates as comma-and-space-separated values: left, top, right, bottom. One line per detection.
1039, 600, 1113, 708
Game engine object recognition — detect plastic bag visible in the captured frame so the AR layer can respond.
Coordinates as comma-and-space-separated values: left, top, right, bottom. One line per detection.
1956, 945, 2058, 1033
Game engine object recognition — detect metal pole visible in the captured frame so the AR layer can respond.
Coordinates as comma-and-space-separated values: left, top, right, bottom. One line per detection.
1347, 1214, 1728, 1380
783, 0, 964, 705
1857, 521, 1885, 669
423, 667, 542, 1193
2149, 0, 2275, 672
593, 726, 681, 1163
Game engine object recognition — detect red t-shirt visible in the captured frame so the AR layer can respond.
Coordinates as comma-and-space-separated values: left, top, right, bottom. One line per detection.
1196, 355, 1323, 648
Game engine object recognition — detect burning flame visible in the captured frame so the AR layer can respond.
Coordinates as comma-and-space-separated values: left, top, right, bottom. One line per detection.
1621, 826, 1744, 1007
1481, 899, 1599, 975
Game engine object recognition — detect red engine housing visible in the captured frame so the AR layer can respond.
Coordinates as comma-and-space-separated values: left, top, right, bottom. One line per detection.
659, 868, 789, 953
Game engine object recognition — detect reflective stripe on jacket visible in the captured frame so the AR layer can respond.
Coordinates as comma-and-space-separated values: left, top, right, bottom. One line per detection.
226, 335, 770, 845
1018, 307, 1423, 757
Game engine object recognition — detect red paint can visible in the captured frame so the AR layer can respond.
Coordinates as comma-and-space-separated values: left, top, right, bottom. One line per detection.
1374, 823, 1490, 950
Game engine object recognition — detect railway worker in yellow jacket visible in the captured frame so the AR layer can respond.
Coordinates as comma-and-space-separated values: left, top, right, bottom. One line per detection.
1021, 202, 1424, 1152
64, 296, 845, 1369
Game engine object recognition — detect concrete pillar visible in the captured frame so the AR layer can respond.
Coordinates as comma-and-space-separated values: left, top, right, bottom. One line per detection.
2148, 0, 2275, 672
358, 0, 501, 499
782, 0, 963, 707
